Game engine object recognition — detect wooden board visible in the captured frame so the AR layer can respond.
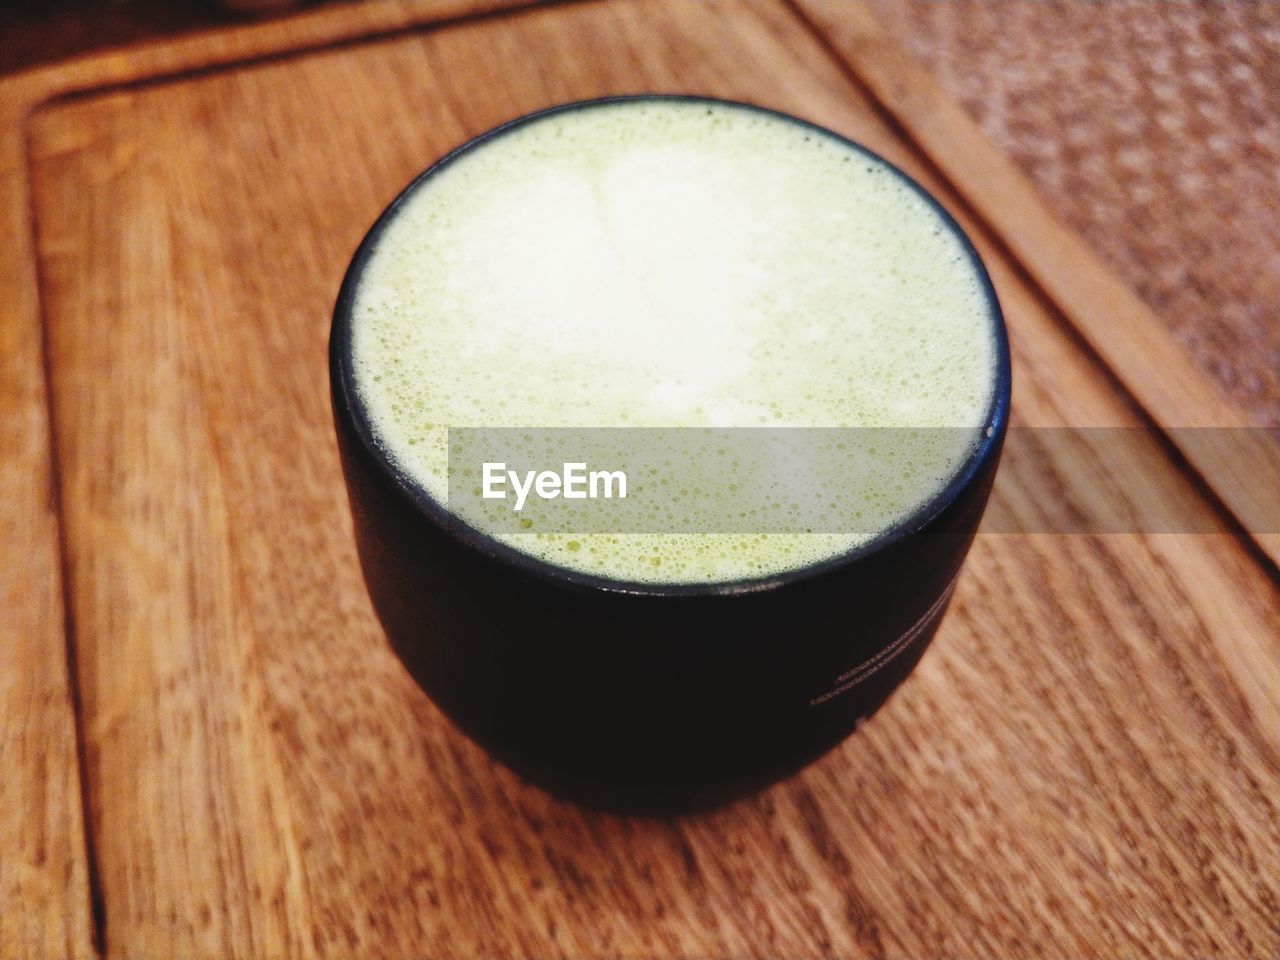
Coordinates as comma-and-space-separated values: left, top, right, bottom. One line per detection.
0, 93, 97, 960
863, 0, 1280, 433
793, 0, 1280, 568
6, 0, 1279, 957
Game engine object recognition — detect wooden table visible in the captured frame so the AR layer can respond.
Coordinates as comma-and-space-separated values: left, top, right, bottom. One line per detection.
2, 1, 1277, 957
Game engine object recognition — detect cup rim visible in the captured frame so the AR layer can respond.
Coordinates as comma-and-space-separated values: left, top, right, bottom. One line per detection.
330, 94, 1012, 599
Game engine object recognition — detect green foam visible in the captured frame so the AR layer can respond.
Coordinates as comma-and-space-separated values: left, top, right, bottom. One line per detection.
351, 100, 998, 584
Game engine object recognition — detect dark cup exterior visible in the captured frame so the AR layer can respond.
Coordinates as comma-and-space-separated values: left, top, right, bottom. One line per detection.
329, 96, 1011, 814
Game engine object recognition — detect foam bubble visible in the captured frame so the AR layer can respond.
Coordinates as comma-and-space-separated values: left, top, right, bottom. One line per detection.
351, 99, 998, 584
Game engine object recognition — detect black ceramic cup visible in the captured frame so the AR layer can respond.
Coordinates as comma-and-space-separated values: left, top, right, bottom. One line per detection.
330, 96, 1011, 813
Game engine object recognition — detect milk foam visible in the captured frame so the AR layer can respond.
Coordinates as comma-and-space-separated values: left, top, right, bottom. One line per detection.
350, 99, 998, 584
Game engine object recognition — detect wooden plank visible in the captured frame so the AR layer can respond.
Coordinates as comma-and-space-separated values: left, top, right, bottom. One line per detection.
0, 0, 546, 109
22, 1, 1280, 958
0, 3, 546, 955
2, 4, 542, 955
0, 117, 97, 960
791, 0, 1280, 569
864, 0, 1280, 432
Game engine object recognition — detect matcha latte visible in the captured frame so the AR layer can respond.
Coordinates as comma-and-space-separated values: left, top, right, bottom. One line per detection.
348, 98, 999, 584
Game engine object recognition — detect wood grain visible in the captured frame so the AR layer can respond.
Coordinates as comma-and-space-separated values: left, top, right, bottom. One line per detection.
792, 0, 1280, 569
0, 96, 97, 960
12, 0, 1280, 957
865, 0, 1280, 432
0, 0, 541, 106
2, 5, 543, 958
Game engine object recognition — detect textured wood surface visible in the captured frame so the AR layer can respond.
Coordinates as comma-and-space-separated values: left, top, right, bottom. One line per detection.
6, 0, 1280, 957
867, 0, 1280, 432
794, 0, 1280, 569
0, 97, 97, 960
